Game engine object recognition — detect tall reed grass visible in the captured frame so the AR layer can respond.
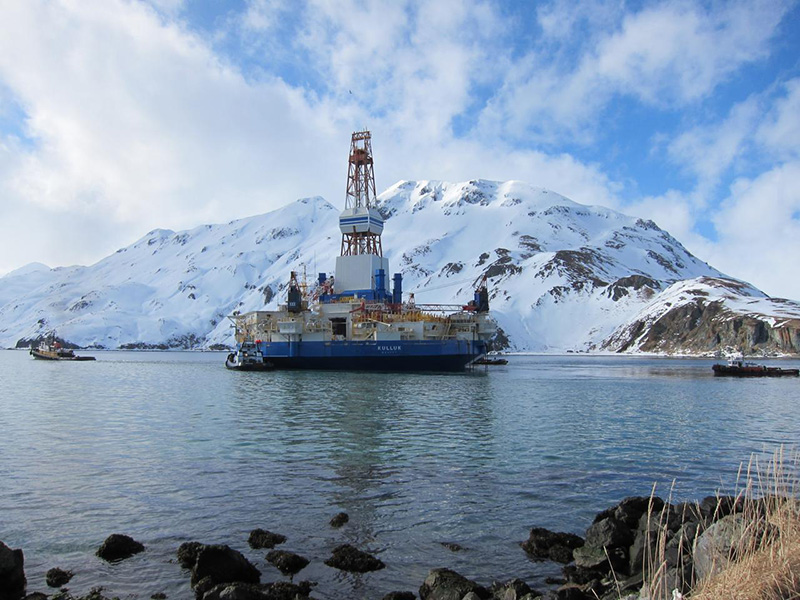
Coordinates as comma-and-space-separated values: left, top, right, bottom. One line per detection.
640, 446, 799, 600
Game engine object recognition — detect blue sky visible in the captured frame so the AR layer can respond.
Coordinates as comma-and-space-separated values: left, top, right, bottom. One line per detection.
1, 0, 799, 298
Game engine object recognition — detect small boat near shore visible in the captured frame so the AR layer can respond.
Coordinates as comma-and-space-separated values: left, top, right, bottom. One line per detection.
30, 338, 96, 361
472, 357, 508, 366
712, 355, 798, 377
225, 344, 274, 371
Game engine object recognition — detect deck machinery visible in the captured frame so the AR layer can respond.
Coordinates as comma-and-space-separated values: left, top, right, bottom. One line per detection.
226, 131, 495, 371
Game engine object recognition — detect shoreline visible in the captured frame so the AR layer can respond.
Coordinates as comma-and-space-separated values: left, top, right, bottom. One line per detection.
2, 492, 789, 600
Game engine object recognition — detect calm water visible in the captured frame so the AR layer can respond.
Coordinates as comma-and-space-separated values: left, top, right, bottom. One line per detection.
1, 350, 799, 599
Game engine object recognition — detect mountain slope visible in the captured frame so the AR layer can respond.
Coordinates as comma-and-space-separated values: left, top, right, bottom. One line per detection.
601, 277, 800, 354
1, 179, 798, 355
375, 180, 723, 351
0, 197, 339, 349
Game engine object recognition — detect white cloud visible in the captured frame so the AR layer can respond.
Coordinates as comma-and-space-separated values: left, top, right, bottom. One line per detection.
756, 77, 800, 159
592, 1, 785, 105
482, 1, 791, 143
0, 0, 625, 277
708, 161, 800, 298
0, 0, 352, 272
666, 96, 761, 188
240, 0, 289, 32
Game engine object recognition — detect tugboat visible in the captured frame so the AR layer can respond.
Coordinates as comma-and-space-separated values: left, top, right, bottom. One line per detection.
225, 342, 274, 371
712, 355, 799, 377
225, 130, 496, 372
473, 353, 508, 366
30, 334, 96, 361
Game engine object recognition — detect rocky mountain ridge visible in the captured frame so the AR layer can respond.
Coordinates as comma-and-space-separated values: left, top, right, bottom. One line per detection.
1, 179, 799, 355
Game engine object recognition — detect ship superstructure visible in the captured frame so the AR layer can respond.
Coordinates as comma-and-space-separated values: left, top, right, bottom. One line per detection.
226, 131, 495, 371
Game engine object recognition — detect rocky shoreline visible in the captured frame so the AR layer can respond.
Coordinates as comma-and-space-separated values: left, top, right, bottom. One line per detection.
0, 495, 774, 600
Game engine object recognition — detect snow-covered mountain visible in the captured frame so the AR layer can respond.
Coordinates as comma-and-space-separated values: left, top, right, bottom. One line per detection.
2, 179, 799, 355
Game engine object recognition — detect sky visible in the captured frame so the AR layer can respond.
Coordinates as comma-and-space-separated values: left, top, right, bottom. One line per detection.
0, 0, 799, 299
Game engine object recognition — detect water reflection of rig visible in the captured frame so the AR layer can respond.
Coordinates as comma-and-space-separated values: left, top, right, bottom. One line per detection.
226, 130, 495, 371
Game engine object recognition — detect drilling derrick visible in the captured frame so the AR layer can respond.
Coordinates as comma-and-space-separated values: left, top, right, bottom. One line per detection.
340, 131, 383, 257
333, 130, 390, 297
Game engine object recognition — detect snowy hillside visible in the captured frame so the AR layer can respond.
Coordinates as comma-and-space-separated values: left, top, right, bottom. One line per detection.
2, 179, 799, 354
0, 197, 339, 349
376, 180, 723, 351
602, 276, 800, 354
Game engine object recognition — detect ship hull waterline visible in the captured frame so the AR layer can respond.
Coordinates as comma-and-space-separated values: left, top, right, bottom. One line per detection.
235, 339, 488, 372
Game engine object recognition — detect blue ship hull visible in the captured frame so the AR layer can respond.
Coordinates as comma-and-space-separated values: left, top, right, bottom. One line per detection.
248, 339, 487, 371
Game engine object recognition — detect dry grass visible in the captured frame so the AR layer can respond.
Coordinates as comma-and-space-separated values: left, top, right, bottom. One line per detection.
641, 447, 800, 600
690, 448, 800, 600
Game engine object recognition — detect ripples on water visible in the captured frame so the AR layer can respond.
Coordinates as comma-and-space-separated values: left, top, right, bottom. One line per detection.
1, 351, 798, 598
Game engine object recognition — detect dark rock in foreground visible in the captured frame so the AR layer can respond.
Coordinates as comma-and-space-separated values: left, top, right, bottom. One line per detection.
47, 587, 114, 600
521, 528, 583, 564
96, 534, 145, 562
199, 581, 314, 600
46, 567, 74, 587
329, 513, 349, 528
247, 529, 286, 550
265, 550, 309, 577
418, 568, 489, 600
490, 578, 539, 599
324, 544, 385, 573
177, 541, 205, 569
0, 540, 26, 600
381, 592, 416, 600
190, 544, 260, 589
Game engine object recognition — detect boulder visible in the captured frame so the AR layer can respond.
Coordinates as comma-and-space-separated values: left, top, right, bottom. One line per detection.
613, 572, 644, 597
329, 513, 349, 528
62, 587, 113, 600
178, 542, 205, 569
96, 534, 145, 562
418, 568, 489, 600
561, 565, 601, 586
199, 582, 271, 600
247, 530, 286, 550
325, 544, 386, 573
693, 513, 753, 581
381, 593, 416, 600
263, 581, 314, 600
573, 545, 627, 575
490, 578, 539, 600
585, 517, 634, 550
572, 545, 607, 570
265, 550, 309, 577
698, 495, 740, 523
45, 567, 74, 588
627, 528, 658, 576
594, 497, 661, 530
552, 583, 596, 599
324, 544, 384, 573
200, 581, 314, 600
0, 541, 26, 600
190, 544, 260, 589
521, 528, 583, 563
